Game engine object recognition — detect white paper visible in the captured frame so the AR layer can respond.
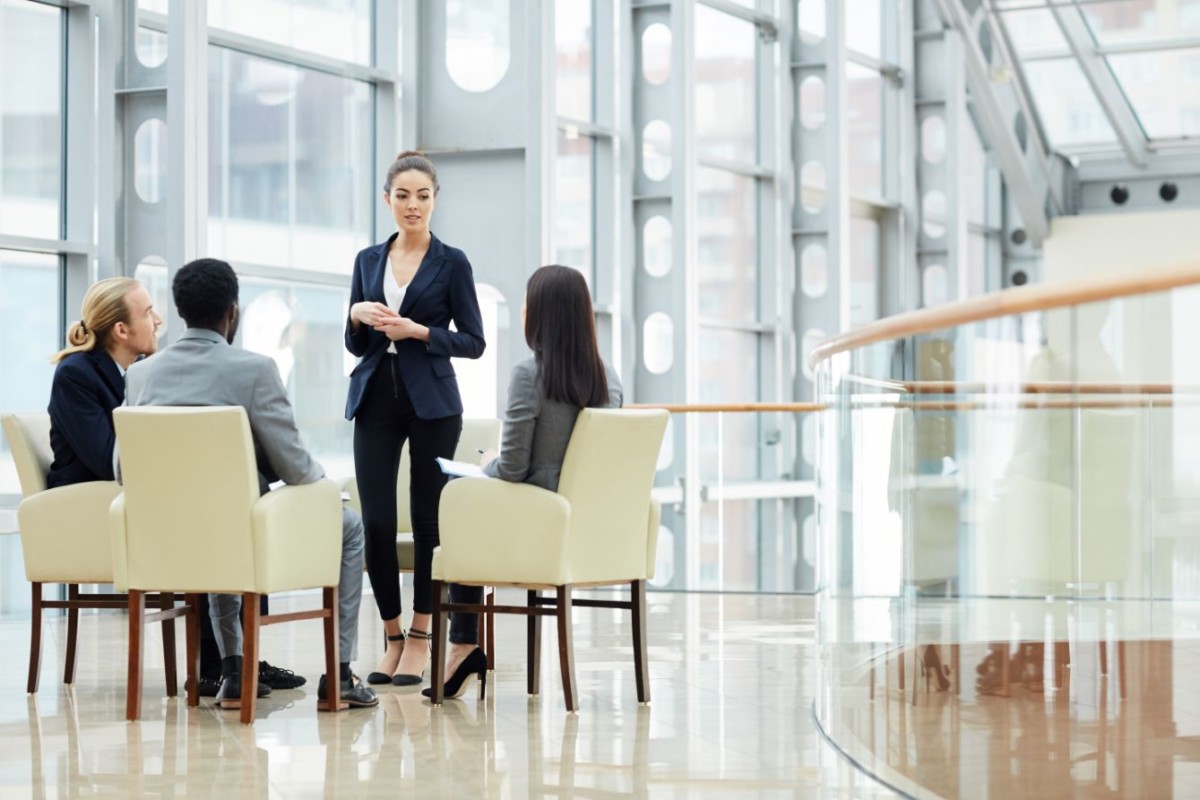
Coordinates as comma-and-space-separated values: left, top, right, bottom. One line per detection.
436, 457, 486, 478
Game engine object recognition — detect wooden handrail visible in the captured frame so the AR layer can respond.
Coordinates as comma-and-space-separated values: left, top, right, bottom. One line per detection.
842, 377, 1200, 395
807, 261, 1200, 369
626, 402, 826, 413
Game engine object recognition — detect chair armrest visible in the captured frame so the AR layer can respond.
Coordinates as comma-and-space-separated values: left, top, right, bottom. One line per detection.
252, 479, 343, 593
17, 481, 122, 584
435, 477, 572, 585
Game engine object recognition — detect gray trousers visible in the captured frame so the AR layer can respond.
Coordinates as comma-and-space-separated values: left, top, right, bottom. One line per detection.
209, 506, 365, 667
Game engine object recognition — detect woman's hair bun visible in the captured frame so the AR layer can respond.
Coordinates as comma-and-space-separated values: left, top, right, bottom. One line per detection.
396, 150, 427, 160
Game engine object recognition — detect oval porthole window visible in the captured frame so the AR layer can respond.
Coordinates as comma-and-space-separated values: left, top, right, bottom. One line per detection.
643, 215, 673, 278
446, 0, 511, 92
922, 115, 946, 163
799, 75, 826, 130
800, 243, 828, 299
923, 263, 948, 307
642, 120, 672, 181
134, 118, 167, 204
800, 161, 826, 213
922, 190, 947, 239
643, 312, 674, 374
135, 26, 167, 69
798, 0, 826, 44
641, 23, 671, 85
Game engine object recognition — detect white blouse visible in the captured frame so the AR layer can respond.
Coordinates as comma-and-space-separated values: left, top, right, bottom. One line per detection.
384, 265, 408, 355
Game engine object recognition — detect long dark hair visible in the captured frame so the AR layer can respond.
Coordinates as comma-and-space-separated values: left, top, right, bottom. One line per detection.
524, 265, 608, 408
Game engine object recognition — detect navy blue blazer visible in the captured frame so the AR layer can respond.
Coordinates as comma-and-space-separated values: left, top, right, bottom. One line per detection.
46, 349, 124, 488
344, 233, 486, 420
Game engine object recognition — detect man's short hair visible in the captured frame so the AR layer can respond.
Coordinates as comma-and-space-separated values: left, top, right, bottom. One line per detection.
173, 258, 239, 328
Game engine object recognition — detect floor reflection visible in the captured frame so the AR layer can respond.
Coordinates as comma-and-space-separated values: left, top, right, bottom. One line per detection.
823, 600, 1200, 799
0, 591, 899, 798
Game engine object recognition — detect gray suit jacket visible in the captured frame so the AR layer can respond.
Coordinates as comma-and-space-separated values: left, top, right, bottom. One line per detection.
483, 357, 622, 492
124, 328, 324, 488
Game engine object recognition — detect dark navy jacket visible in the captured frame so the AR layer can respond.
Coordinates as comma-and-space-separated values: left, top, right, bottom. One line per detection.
344, 233, 486, 421
46, 349, 124, 488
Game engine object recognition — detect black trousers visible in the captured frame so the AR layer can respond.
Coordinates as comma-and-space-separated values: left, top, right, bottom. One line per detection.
353, 356, 482, 642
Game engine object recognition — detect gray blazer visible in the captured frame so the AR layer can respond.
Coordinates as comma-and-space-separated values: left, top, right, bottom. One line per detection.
124, 328, 324, 488
483, 357, 622, 492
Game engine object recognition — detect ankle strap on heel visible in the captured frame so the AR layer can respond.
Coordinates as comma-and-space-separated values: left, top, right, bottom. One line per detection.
407, 628, 432, 647
386, 632, 406, 642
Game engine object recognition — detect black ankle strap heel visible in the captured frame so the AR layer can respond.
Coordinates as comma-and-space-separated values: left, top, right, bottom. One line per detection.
392, 629, 432, 687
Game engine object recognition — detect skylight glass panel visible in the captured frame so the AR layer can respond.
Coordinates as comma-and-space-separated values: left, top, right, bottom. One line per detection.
1082, 0, 1200, 43
1002, 9, 1071, 57
1108, 48, 1200, 139
1022, 58, 1119, 147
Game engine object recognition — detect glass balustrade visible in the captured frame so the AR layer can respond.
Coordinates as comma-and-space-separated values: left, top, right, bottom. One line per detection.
810, 279, 1200, 797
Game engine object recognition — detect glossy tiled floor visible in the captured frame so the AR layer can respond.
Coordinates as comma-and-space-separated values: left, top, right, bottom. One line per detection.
0, 590, 897, 798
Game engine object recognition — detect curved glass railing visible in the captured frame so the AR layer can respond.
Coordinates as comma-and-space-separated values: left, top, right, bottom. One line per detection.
809, 264, 1200, 799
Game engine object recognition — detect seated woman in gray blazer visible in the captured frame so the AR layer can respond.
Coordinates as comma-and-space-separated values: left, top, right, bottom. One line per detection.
422, 264, 622, 700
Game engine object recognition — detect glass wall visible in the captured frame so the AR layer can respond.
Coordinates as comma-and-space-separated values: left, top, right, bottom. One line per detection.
0, 0, 61, 240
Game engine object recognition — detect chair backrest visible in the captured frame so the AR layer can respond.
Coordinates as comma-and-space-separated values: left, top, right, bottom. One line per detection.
395, 417, 501, 532
557, 408, 668, 583
112, 406, 261, 592
1, 413, 53, 498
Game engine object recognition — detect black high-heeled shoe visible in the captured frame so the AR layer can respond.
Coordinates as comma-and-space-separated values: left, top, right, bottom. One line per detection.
393, 629, 431, 686
367, 632, 406, 685
422, 647, 488, 701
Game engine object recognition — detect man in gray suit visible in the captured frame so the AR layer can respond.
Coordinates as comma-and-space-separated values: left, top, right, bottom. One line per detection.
125, 258, 377, 710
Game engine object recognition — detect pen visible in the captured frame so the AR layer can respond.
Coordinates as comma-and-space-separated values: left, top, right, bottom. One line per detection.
476, 448, 486, 454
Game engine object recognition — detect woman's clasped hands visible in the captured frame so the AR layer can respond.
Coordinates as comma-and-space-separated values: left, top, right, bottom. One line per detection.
351, 301, 428, 342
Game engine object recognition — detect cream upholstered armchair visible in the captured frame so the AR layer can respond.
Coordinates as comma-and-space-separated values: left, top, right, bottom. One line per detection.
2, 413, 180, 697
429, 408, 668, 711
342, 417, 501, 662
111, 406, 344, 724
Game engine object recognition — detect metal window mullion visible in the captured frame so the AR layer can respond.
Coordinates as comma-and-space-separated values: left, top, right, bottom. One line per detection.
165, 0, 208, 342
373, 0, 401, 245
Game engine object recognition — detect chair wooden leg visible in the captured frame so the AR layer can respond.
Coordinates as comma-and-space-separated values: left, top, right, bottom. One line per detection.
556, 585, 578, 713
631, 580, 650, 705
430, 580, 448, 706
184, 594, 200, 707
127, 590, 145, 721
64, 584, 79, 685
28, 582, 43, 694
485, 588, 495, 671
240, 593, 261, 725
160, 592, 178, 697
527, 590, 541, 696
321, 587, 340, 712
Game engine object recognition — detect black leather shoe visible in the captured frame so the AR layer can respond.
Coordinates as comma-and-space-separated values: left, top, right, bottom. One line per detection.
259, 660, 306, 690
216, 673, 271, 708
198, 675, 221, 698
318, 674, 379, 708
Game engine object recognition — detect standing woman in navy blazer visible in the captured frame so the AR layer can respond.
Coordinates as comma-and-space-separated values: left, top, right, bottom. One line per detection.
345, 151, 486, 687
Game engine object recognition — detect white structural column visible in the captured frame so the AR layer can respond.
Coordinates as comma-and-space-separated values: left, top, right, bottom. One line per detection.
792, 0, 849, 591
913, 0, 968, 305
166, 0, 208, 295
